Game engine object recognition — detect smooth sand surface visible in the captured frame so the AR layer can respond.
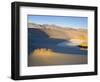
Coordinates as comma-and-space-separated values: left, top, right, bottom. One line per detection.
28, 52, 87, 66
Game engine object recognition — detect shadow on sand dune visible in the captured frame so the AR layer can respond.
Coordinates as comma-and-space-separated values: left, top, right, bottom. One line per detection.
28, 28, 87, 56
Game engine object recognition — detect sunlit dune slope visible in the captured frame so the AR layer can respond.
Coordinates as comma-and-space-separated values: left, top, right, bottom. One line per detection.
28, 23, 88, 47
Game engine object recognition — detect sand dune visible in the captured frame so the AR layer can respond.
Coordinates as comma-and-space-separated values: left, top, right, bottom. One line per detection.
28, 23, 88, 66
28, 23, 87, 44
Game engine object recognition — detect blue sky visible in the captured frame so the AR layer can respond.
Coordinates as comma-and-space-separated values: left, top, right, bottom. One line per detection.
28, 15, 88, 29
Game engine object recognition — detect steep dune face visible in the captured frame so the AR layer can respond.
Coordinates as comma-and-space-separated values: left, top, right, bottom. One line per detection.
28, 23, 88, 46
43, 28, 70, 40
43, 27, 87, 40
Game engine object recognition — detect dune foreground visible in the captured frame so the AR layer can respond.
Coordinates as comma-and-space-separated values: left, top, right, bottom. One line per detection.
28, 23, 88, 66
28, 52, 87, 66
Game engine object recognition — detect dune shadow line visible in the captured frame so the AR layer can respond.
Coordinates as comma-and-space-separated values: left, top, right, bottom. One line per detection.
28, 28, 87, 56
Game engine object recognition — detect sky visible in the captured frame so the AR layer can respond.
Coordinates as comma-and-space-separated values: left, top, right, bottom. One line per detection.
28, 15, 88, 29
